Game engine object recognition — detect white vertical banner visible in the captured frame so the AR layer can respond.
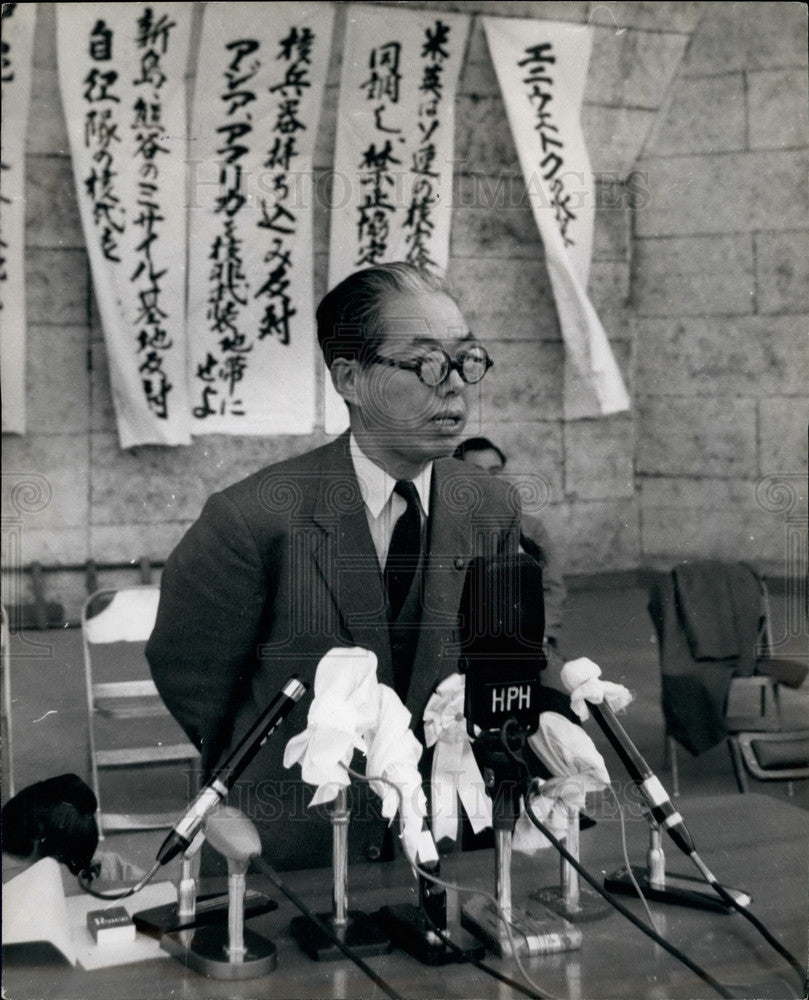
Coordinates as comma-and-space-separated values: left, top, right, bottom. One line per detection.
187, 3, 334, 436
57, 3, 193, 447
325, 5, 469, 434
0, 3, 37, 435
482, 17, 630, 419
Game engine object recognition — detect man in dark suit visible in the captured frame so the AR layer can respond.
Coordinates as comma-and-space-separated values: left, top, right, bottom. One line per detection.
146, 263, 520, 870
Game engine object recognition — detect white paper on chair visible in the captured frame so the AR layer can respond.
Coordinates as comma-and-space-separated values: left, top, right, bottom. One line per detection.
2, 858, 177, 970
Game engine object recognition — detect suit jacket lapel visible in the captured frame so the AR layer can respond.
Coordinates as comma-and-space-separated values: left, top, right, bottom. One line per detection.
406, 461, 472, 720
311, 434, 395, 688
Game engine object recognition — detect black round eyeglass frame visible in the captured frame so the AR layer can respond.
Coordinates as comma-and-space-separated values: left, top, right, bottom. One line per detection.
365, 345, 494, 386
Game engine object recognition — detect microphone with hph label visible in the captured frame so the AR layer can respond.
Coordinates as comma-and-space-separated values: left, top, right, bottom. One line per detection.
459, 553, 547, 740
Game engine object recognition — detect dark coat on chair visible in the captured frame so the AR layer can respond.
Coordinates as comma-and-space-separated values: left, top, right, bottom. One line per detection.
146, 432, 520, 870
648, 561, 764, 756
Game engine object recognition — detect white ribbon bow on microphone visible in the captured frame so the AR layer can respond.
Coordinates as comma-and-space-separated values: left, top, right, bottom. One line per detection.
282, 647, 380, 805
422, 673, 492, 844
283, 647, 438, 864
366, 684, 437, 864
512, 711, 611, 854
560, 656, 633, 722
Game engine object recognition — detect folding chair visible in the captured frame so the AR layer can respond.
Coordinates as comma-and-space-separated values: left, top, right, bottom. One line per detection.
82, 586, 200, 836
732, 730, 809, 795
649, 560, 808, 796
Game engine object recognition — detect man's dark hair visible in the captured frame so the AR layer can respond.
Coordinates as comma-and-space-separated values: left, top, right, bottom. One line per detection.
316, 262, 452, 368
453, 437, 507, 466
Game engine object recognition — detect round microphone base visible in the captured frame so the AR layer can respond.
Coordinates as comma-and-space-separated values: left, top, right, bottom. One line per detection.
161, 924, 278, 980
604, 865, 749, 913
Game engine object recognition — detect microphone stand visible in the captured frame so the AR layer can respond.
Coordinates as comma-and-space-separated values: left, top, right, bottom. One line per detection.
375, 829, 485, 966
531, 801, 611, 922
583, 695, 751, 913
460, 731, 583, 958
289, 786, 391, 960
133, 831, 277, 937
161, 807, 278, 980
133, 672, 308, 938
603, 812, 751, 913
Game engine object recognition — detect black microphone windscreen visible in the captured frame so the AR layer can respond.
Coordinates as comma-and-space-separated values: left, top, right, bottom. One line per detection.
458, 553, 546, 735
459, 552, 546, 663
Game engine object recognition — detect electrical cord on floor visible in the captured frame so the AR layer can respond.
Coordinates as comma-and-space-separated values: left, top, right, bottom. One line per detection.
249, 853, 406, 1000
498, 721, 738, 1000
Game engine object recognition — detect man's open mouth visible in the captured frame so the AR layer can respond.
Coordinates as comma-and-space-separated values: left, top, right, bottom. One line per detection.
430, 411, 464, 428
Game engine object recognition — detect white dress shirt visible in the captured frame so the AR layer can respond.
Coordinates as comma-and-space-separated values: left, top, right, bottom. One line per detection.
349, 433, 432, 569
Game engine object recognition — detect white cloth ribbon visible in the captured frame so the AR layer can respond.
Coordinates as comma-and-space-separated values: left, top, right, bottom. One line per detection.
560, 657, 633, 721
283, 647, 380, 805
283, 647, 437, 864
366, 684, 437, 864
422, 673, 492, 843
513, 711, 610, 854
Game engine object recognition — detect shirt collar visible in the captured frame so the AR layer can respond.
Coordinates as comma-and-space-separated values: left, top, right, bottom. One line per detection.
349, 433, 432, 519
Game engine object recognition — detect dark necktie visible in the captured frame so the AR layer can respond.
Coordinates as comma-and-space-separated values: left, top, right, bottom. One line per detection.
384, 480, 422, 620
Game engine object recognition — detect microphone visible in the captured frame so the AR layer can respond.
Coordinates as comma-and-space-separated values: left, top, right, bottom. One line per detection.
560, 660, 695, 856
459, 553, 547, 738
591, 702, 695, 855
156, 676, 308, 865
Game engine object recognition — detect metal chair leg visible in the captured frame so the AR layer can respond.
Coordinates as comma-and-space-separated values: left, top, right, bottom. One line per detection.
727, 737, 748, 793
667, 735, 680, 798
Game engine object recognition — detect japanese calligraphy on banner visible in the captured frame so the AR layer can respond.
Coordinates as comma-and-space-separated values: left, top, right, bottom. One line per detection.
1, 3, 37, 435
187, 3, 334, 436
57, 3, 193, 447
482, 17, 630, 419
325, 5, 469, 434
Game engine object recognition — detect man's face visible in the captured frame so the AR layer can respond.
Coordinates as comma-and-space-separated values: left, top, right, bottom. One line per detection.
352, 289, 480, 470
462, 447, 504, 475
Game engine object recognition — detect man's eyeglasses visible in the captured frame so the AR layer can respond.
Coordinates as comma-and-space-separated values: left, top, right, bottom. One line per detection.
365, 344, 493, 387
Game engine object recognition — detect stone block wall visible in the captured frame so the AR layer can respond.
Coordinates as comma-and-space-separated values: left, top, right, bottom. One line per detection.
2, 1, 807, 621
633, 0, 808, 573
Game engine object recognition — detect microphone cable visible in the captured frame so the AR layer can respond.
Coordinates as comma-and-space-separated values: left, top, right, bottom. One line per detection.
77, 677, 308, 902
609, 785, 660, 933
687, 849, 805, 982
498, 721, 738, 1000
344, 764, 559, 1000
249, 853, 405, 1000
581, 695, 805, 984
77, 858, 161, 900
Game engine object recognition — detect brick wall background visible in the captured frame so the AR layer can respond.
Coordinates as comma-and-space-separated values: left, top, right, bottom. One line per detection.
2, 1, 807, 621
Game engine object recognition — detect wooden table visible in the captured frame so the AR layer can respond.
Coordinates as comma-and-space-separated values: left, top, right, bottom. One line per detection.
4, 793, 807, 1000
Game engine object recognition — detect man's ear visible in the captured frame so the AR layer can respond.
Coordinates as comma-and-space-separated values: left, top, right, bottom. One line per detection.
330, 357, 360, 405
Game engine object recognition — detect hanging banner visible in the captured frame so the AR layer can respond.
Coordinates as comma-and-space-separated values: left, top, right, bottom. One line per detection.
325, 5, 469, 434
57, 3, 193, 447
482, 17, 630, 419
1, 3, 37, 435
187, 3, 334, 436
